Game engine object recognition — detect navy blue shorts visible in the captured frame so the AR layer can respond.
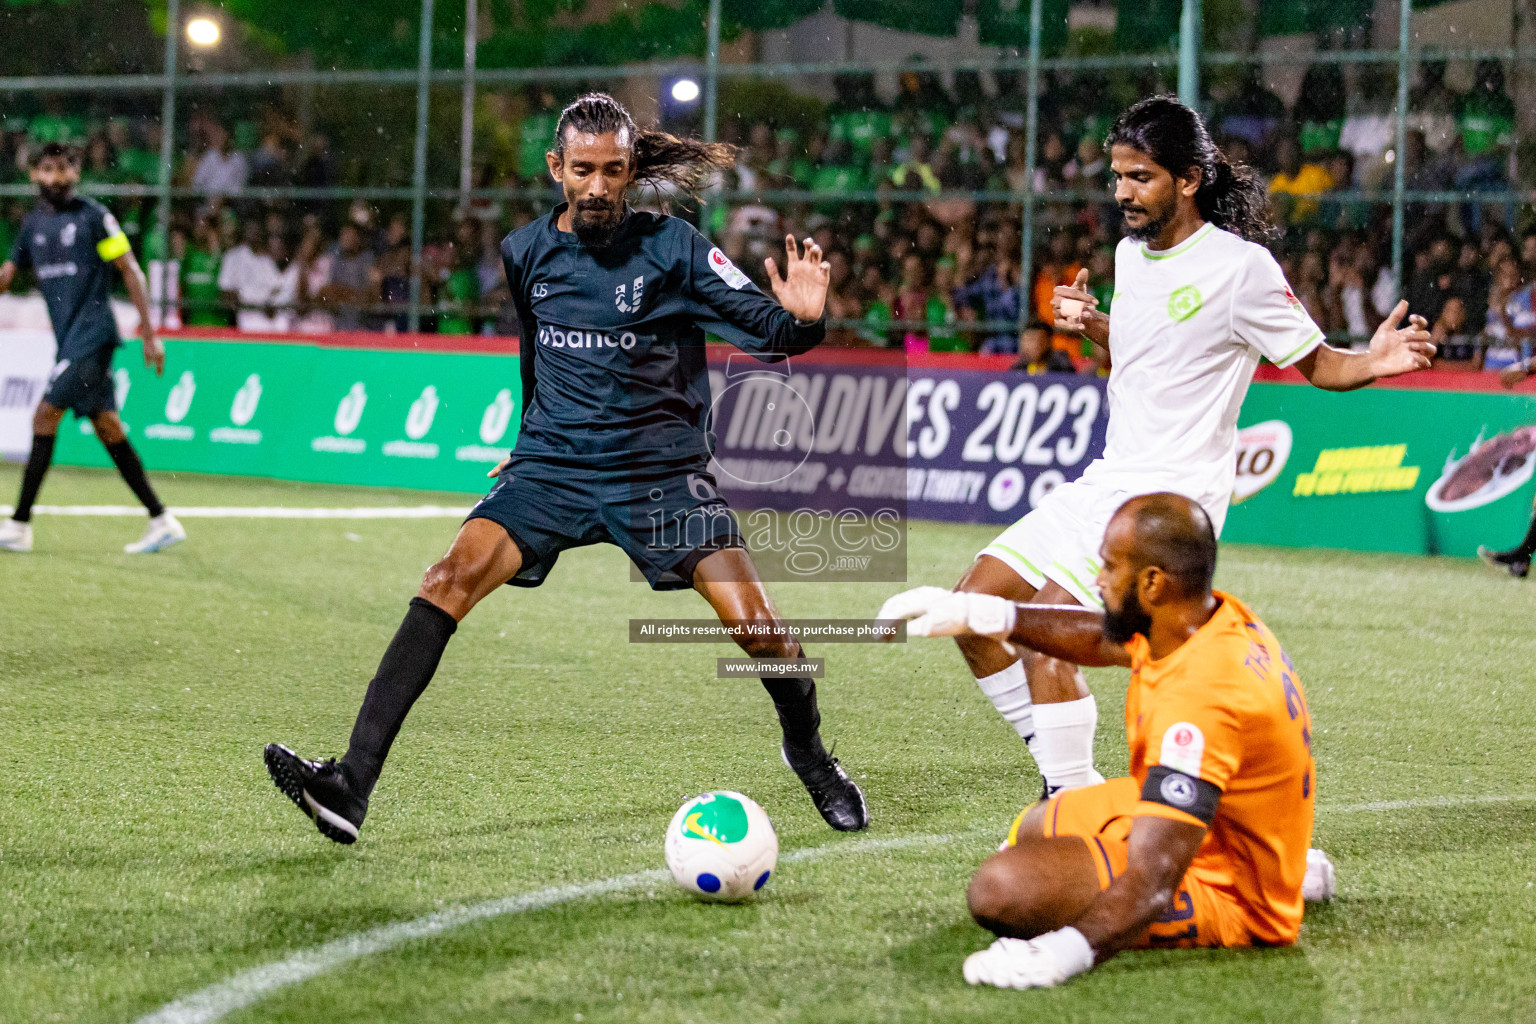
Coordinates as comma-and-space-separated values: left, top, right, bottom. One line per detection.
45, 345, 118, 417
466, 454, 743, 591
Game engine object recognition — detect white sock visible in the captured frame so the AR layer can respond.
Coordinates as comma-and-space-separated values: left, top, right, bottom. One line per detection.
1030, 691, 1103, 793
976, 660, 1034, 743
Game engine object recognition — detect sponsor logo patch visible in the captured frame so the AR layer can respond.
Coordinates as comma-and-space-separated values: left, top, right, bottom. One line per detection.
614, 274, 645, 313
536, 325, 638, 351
1159, 721, 1205, 777
708, 247, 752, 290
1167, 285, 1203, 322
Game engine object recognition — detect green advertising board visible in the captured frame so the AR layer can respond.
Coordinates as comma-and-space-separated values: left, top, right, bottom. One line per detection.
1225, 382, 1536, 557
50, 338, 1536, 560
53, 338, 522, 493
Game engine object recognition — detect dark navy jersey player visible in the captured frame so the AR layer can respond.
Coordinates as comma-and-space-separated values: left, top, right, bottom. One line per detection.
0, 142, 184, 555
487, 189, 823, 588
266, 94, 868, 845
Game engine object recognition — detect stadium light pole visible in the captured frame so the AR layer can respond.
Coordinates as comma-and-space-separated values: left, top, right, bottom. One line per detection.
700, 0, 721, 240
704, 0, 721, 143
459, 0, 477, 212
1018, 0, 1042, 339
409, 0, 435, 334
1391, 0, 1411, 298
1178, 0, 1201, 106
156, 0, 180, 329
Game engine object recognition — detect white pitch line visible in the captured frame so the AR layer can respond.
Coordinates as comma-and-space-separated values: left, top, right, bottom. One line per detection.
131, 831, 964, 1024
0, 504, 473, 519
129, 794, 1536, 1024
1323, 792, 1536, 814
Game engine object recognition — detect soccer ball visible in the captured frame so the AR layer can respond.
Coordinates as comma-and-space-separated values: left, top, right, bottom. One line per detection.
665, 791, 778, 901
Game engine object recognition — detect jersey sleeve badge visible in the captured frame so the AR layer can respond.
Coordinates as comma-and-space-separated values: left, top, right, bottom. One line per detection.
708, 247, 751, 290
1159, 721, 1206, 776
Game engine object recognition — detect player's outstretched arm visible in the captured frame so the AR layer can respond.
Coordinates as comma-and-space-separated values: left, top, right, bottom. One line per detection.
1069, 815, 1207, 961
0, 261, 15, 294
1053, 268, 1109, 349
687, 231, 826, 359
113, 251, 163, 377
876, 589, 1130, 667
1294, 300, 1433, 392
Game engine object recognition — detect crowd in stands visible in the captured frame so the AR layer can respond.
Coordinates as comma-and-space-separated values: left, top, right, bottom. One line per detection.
2, 56, 1534, 372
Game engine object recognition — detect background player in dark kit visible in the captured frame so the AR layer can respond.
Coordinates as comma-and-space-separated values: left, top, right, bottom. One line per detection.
0, 142, 183, 555
266, 93, 869, 843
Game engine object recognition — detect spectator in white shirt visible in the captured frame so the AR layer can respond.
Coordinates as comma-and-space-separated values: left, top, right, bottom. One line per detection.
191, 123, 249, 199
217, 220, 263, 317
1339, 65, 1397, 188
221, 229, 297, 332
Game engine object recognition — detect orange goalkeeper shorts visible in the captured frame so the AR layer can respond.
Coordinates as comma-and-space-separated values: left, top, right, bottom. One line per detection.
1006, 776, 1255, 949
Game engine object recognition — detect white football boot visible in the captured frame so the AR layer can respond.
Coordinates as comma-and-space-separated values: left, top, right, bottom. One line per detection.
124, 512, 186, 554
1302, 847, 1337, 901
0, 518, 33, 552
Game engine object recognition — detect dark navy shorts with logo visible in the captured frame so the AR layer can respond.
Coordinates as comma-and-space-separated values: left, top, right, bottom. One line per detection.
45, 344, 118, 417
466, 453, 744, 591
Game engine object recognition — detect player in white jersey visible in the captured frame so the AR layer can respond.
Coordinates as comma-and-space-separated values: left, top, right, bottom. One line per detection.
907, 96, 1435, 797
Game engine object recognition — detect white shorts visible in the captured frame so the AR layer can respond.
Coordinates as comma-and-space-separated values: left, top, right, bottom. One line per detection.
978, 477, 1138, 609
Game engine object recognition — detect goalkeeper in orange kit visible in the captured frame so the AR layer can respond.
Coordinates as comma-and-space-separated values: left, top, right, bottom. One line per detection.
880, 493, 1335, 988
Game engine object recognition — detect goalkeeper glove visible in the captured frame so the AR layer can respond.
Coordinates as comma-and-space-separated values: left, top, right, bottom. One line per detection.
962, 927, 1096, 989
876, 587, 1017, 640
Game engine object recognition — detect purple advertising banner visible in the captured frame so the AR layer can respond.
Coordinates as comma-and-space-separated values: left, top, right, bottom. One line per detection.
900, 368, 1107, 525
705, 352, 1108, 529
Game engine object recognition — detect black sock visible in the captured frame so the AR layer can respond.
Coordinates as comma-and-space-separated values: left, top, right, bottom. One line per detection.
1515, 508, 1536, 559
12, 433, 56, 523
763, 659, 825, 761
341, 597, 458, 798
103, 439, 165, 518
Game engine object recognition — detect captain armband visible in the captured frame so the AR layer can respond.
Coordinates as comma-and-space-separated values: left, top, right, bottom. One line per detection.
97, 232, 131, 262
1141, 765, 1222, 825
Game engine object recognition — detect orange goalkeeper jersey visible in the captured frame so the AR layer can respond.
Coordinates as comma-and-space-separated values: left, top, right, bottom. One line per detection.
1122, 590, 1316, 945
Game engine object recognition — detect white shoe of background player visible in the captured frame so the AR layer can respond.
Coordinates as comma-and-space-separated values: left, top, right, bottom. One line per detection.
0, 517, 33, 552
1302, 847, 1337, 900
124, 512, 186, 554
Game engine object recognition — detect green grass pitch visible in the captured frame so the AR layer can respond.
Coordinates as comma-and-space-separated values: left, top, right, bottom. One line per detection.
2, 465, 1534, 1024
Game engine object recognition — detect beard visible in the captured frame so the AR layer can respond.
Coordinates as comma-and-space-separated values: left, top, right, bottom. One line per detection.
1120, 202, 1170, 242
38, 182, 73, 208
1102, 585, 1153, 645
571, 199, 622, 248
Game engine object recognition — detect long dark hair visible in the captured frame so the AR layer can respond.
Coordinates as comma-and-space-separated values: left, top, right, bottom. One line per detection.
553, 92, 735, 199
1106, 94, 1274, 243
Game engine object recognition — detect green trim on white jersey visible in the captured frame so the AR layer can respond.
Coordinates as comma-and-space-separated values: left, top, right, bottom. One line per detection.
1140, 222, 1216, 261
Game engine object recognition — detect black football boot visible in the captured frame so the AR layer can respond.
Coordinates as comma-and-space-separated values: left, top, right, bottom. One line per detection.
783, 741, 869, 832
1478, 545, 1531, 579
264, 743, 368, 844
